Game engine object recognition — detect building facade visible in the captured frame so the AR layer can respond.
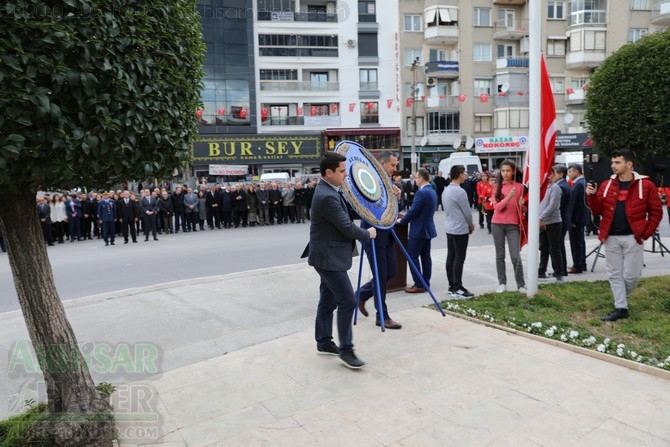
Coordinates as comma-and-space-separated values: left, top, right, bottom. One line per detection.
191, 0, 668, 182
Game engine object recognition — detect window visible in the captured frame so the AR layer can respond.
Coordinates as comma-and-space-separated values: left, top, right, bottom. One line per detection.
310, 72, 328, 89
258, 0, 295, 12
473, 44, 492, 62
584, 30, 606, 50
429, 49, 451, 61
359, 69, 378, 90
628, 28, 648, 42
260, 69, 298, 80
570, 77, 589, 89
304, 103, 338, 116
474, 7, 491, 26
496, 109, 529, 129
358, 33, 378, 57
630, 0, 649, 10
404, 15, 421, 31
474, 79, 492, 96
497, 44, 514, 58
474, 115, 492, 133
547, 39, 566, 56
569, 0, 606, 25
360, 101, 378, 124
405, 82, 424, 99
405, 116, 425, 136
428, 111, 459, 134
498, 8, 515, 27
404, 48, 422, 66
547, 1, 565, 19
358, 1, 376, 22
550, 76, 565, 94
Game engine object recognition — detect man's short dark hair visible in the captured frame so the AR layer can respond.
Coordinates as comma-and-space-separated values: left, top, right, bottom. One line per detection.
568, 164, 583, 174
611, 149, 636, 165
417, 168, 430, 182
377, 150, 398, 164
450, 165, 465, 180
553, 164, 568, 177
320, 152, 346, 176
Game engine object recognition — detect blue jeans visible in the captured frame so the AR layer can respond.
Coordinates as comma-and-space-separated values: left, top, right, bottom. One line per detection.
407, 238, 432, 288
314, 268, 355, 352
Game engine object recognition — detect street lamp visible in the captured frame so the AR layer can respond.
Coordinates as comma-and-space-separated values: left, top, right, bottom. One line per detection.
410, 57, 420, 173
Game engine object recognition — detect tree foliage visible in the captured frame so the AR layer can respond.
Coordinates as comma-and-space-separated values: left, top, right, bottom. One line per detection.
585, 29, 670, 160
0, 0, 205, 192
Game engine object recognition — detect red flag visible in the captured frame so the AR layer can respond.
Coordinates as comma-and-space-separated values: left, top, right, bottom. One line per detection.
479, 94, 488, 103
330, 103, 338, 115
405, 98, 413, 107
348, 103, 356, 112
566, 88, 574, 95
387, 99, 393, 109
458, 94, 466, 103
297, 107, 303, 116
310, 106, 317, 116
523, 55, 557, 203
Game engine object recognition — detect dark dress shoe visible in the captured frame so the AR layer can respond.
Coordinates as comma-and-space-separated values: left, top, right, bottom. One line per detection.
358, 299, 368, 317
601, 308, 629, 322
376, 318, 402, 330
404, 286, 426, 293
538, 273, 549, 279
567, 267, 582, 274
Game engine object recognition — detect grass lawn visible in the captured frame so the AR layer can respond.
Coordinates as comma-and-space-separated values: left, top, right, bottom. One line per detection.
439, 276, 670, 371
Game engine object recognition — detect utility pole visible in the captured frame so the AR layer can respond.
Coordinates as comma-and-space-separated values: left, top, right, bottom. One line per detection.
410, 57, 419, 174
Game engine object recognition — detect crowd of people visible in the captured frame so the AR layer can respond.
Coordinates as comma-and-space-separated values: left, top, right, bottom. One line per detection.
23, 180, 319, 248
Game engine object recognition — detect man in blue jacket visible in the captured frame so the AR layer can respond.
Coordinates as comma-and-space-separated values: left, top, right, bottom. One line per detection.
398, 168, 438, 293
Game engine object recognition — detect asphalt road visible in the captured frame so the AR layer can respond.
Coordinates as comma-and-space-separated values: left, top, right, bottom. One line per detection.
1, 208, 669, 313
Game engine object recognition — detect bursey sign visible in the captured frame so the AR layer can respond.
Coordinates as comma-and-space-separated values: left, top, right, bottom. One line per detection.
193, 135, 322, 164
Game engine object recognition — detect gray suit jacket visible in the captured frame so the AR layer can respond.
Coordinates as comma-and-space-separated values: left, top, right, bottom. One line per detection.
308, 180, 370, 271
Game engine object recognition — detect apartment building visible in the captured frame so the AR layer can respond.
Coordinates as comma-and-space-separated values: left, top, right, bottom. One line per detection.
192, 0, 400, 182
190, 0, 668, 181
399, 0, 668, 173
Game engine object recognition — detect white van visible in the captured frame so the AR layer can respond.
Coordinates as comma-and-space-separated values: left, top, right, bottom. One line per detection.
438, 152, 483, 177
554, 151, 584, 167
259, 172, 290, 184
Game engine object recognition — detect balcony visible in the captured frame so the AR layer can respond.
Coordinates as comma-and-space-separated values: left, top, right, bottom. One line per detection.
651, 1, 670, 25
257, 10, 339, 22
496, 57, 529, 69
424, 24, 459, 44
494, 91, 529, 105
565, 50, 606, 69
424, 6, 459, 44
425, 60, 459, 79
261, 116, 306, 126
565, 87, 587, 105
493, 0, 526, 4
260, 81, 339, 91
425, 95, 460, 110
493, 19, 528, 40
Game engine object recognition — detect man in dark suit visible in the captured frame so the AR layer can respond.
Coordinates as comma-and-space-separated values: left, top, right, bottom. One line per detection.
37, 197, 54, 246
117, 190, 138, 243
140, 189, 159, 241
309, 152, 376, 369
434, 171, 447, 211
205, 185, 221, 229
404, 174, 418, 209
568, 164, 588, 273
171, 186, 186, 233
65, 193, 83, 242
398, 168, 438, 293
357, 151, 403, 330
98, 191, 117, 246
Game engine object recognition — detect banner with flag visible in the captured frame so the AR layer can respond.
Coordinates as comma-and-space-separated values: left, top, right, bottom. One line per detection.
523, 55, 556, 202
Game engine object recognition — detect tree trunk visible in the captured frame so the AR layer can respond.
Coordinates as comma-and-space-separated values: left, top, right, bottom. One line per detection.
0, 191, 115, 446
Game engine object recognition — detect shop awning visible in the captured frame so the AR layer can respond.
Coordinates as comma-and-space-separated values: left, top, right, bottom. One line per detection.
324, 127, 400, 136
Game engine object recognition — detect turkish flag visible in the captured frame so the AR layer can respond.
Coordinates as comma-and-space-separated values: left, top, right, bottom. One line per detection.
458, 94, 466, 103
387, 99, 393, 109
479, 94, 488, 103
196, 108, 204, 118
349, 103, 356, 112
523, 55, 557, 215
405, 98, 413, 107
310, 106, 317, 116
297, 107, 303, 116
261, 108, 269, 119
330, 103, 338, 115
217, 108, 226, 116
566, 88, 574, 95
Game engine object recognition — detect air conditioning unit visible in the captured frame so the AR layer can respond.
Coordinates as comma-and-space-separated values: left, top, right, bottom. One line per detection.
346, 39, 357, 48
520, 37, 530, 54
426, 77, 436, 87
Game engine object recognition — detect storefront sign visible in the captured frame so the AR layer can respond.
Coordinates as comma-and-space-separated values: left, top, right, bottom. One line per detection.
193, 136, 321, 164
475, 136, 529, 153
208, 165, 248, 175
555, 132, 592, 149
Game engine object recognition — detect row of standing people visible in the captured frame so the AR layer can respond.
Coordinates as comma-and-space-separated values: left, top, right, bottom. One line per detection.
33, 181, 318, 247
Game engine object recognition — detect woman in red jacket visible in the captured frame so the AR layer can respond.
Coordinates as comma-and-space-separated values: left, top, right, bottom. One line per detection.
586, 149, 663, 321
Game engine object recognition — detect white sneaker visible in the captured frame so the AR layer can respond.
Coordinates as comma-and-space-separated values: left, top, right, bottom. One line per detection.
496, 284, 507, 293
518, 286, 527, 294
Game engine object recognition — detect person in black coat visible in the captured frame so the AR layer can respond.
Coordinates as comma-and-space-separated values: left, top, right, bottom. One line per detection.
220, 185, 234, 229
158, 191, 174, 234
117, 190, 138, 243
171, 186, 186, 233
37, 197, 54, 246
232, 183, 248, 228
205, 185, 221, 229
268, 182, 283, 225
568, 164, 588, 273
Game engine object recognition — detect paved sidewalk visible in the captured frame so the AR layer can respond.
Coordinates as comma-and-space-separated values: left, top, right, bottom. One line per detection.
112, 239, 670, 446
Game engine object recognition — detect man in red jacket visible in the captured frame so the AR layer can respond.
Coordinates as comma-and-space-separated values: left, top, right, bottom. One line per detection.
586, 149, 663, 321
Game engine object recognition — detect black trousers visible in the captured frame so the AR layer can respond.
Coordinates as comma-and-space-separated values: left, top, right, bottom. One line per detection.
539, 222, 564, 276
446, 233, 469, 290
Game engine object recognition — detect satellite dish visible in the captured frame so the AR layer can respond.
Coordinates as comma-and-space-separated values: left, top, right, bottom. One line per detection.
465, 137, 474, 150
452, 138, 461, 149
501, 83, 510, 93
420, 136, 428, 147
564, 113, 575, 125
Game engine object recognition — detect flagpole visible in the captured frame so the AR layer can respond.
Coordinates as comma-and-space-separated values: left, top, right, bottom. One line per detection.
527, 0, 542, 296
